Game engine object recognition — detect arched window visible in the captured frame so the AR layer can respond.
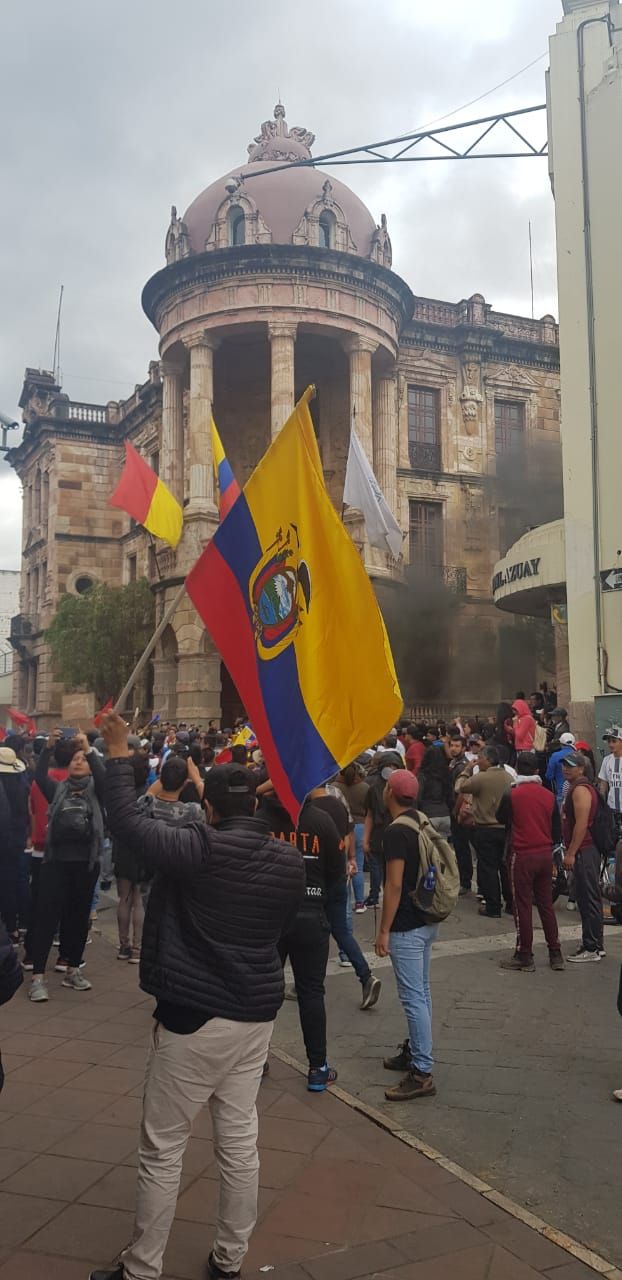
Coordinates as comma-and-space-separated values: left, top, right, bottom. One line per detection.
318, 211, 334, 249
229, 206, 246, 247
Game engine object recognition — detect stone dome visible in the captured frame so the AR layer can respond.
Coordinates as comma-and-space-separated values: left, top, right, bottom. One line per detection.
174, 105, 390, 266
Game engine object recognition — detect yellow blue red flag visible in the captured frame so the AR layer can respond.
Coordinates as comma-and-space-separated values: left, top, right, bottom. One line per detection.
211, 418, 241, 520
187, 388, 401, 819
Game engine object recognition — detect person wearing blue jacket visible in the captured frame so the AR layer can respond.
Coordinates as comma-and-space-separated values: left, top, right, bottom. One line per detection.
546, 733, 576, 806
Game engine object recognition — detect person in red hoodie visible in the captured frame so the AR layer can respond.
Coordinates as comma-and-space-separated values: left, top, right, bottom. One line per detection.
496, 752, 565, 972
512, 699, 536, 753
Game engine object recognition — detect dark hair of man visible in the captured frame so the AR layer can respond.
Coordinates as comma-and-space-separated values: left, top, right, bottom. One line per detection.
189, 743, 203, 766
131, 753, 151, 790
449, 732, 465, 745
481, 724, 496, 743
203, 746, 215, 766
231, 744, 248, 765
160, 754, 188, 792
341, 762, 357, 786
516, 752, 539, 776
383, 733, 398, 749
480, 745, 500, 767
515, 691, 526, 701
152, 733, 165, 754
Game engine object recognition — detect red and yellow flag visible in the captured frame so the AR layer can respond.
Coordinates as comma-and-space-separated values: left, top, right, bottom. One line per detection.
109, 442, 183, 548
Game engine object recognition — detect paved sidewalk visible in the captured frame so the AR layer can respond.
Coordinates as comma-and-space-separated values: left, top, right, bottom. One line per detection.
0, 935, 615, 1280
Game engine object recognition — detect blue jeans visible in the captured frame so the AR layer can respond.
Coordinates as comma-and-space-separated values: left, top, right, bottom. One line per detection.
327, 882, 371, 985
352, 824, 365, 906
389, 924, 438, 1075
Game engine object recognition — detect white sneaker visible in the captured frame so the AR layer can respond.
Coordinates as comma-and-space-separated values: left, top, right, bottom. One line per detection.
29, 977, 49, 1002
338, 955, 352, 967
62, 970, 92, 991
566, 900, 577, 911
612, 1089, 622, 1102
566, 948, 602, 963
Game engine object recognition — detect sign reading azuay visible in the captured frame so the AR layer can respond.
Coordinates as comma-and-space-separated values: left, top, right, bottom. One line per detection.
492, 557, 541, 595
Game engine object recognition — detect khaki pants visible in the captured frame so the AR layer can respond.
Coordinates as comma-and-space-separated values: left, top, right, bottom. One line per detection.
122, 1016, 274, 1280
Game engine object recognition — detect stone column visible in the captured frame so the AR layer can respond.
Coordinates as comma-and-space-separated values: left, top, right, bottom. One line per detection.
373, 368, 398, 515
344, 335, 376, 464
185, 334, 218, 514
160, 359, 184, 504
268, 322, 297, 439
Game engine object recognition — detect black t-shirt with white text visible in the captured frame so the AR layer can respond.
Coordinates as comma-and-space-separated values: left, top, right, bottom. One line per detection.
383, 809, 428, 932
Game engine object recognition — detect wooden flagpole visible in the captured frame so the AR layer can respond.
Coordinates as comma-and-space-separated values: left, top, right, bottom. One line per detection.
113, 581, 187, 715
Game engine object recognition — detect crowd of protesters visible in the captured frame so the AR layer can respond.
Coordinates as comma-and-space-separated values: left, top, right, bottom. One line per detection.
1, 693, 622, 1280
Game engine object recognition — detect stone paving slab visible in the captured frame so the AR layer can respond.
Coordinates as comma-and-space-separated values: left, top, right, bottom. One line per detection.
271, 894, 622, 1272
0, 931, 614, 1280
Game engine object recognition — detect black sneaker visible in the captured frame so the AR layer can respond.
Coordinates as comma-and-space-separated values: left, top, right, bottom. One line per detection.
360, 975, 382, 1010
383, 1039, 410, 1071
89, 1267, 124, 1280
208, 1250, 241, 1278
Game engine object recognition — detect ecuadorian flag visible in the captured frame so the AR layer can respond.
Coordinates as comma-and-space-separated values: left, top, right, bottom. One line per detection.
187, 388, 402, 819
109, 441, 183, 548
212, 419, 241, 520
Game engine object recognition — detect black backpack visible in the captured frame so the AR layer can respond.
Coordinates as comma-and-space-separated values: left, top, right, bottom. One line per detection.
590, 789, 618, 859
51, 788, 93, 844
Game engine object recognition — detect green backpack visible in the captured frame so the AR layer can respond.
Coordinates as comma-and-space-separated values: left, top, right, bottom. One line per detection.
393, 811, 460, 923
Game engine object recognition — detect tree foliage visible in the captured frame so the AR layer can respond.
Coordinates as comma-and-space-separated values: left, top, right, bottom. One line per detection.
46, 579, 155, 704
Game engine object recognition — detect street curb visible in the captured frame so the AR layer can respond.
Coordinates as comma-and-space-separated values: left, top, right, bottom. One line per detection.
270, 1045, 622, 1280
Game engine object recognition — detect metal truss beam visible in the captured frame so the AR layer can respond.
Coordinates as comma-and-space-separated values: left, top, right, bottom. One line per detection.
243, 104, 548, 177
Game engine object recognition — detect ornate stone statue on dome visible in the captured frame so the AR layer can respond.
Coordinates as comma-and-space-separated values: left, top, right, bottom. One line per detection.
165, 206, 191, 265
247, 104, 315, 163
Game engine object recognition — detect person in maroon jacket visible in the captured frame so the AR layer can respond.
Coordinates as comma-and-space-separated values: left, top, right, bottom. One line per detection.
496, 752, 565, 972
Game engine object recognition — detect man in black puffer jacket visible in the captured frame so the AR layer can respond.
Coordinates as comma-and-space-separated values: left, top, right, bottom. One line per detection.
91, 713, 304, 1280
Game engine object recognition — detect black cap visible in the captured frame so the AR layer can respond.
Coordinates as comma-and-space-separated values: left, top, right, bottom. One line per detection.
203, 764, 254, 805
552, 707, 568, 718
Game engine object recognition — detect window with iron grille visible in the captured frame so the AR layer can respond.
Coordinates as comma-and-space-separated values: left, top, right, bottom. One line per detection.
407, 386, 441, 470
494, 400, 525, 452
409, 500, 443, 568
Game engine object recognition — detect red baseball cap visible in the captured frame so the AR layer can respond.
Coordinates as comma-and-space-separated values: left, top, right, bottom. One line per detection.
386, 769, 419, 802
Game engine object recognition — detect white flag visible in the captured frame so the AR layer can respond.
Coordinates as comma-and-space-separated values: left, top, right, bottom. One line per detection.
343, 426, 403, 560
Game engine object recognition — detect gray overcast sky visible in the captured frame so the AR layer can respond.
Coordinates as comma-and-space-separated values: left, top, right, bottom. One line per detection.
0, 0, 562, 569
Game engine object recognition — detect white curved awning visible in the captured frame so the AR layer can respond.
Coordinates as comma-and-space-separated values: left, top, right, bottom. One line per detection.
492, 519, 566, 616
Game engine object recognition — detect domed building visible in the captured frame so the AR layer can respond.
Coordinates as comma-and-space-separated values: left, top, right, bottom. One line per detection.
10, 106, 562, 726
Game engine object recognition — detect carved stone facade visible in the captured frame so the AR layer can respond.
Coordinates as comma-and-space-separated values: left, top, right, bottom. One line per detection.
9, 107, 561, 725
